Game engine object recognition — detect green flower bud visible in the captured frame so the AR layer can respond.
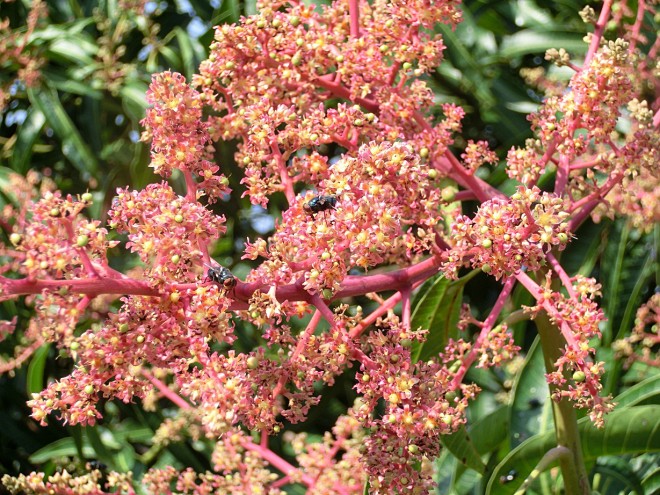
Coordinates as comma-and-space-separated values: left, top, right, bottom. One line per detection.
441, 186, 457, 202
81, 192, 93, 202
76, 235, 90, 247
247, 356, 259, 369
573, 371, 586, 382
9, 233, 22, 246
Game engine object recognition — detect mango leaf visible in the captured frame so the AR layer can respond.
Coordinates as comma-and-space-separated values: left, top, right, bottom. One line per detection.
30, 437, 95, 463
615, 375, 660, 408
84, 426, 116, 470
41, 68, 104, 98
410, 270, 478, 363
444, 405, 512, 486
641, 465, 660, 495
441, 425, 487, 475
27, 86, 99, 179
601, 222, 654, 344
500, 30, 586, 58
175, 27, 196, 81
120, 80, 149, 122
10, 107, 46, 174
26, 344, 50, 395
591, 456, 645, 494
510, 338, 551, 448
46, 36, 97, 66
485, 405, 660, 495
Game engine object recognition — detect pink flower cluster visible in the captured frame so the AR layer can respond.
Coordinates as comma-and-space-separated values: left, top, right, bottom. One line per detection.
1, 0, 659, 493
444, 186, 571, 280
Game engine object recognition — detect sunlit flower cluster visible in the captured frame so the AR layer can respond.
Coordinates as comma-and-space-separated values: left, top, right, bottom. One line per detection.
444, 186, 571, 279
613, 293, 660, 369
108, 182, 226, 285
1, 0, 658, 493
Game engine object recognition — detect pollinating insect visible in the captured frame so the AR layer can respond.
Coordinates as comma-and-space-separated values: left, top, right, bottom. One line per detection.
207, 265, 237, 290
303, 194, 337, 216
499, 469, 517, 484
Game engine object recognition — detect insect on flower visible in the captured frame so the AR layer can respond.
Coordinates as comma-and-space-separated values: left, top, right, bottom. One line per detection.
303, 194, 337, 216
206, 264, 237, 290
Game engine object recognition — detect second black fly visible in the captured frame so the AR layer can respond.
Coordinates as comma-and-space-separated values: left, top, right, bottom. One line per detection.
207, 265, 237, 290
303, 195, 337, 216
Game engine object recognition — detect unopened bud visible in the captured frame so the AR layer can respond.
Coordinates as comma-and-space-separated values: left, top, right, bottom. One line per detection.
9, 233, 22, 246
572, 371, 586, 383
76, 235, 90, 247
247, 356, 259, 369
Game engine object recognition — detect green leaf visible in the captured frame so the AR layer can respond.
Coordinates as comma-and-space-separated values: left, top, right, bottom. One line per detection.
441, 406, 510, 490
468, 405, 509, 456
27, 86, 99, 179
43, 68, 104, 99
441, 425, 487, 474
615, 375, 660, 408
30, 437, 95, 463
510, 338, 551, 448
591, 455, 645, 494
46, 36, 97, 66
410, 270, 479, 363
560, 220, 606, 277
500, 30, 587, 58
159, 45, 182, 70
485, 405, 660, 495
641, 465, 660, 495
26, 344, 50, 395
10, 107, 46, 174
84, 426, 116, 470
175, 27, 196, 81
120, 80, 149, 121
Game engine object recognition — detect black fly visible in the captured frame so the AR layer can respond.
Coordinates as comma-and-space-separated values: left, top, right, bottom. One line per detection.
499, 469, 517, 484
303, 195, 337, 216
206, 265, 237, 290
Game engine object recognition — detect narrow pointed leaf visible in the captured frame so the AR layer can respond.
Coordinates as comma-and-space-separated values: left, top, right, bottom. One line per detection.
486, 405, 660, 495
27, 86, 99, 178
